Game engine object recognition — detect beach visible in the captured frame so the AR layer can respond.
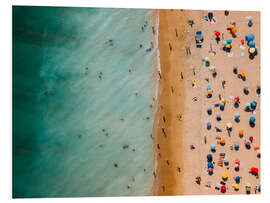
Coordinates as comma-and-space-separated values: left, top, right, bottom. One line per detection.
153, 9, 260, 195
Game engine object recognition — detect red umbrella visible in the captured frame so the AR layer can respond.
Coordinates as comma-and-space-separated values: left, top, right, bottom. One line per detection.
235, 159, 240, 164
251, 167, 259, 174
215, 31, 220, 37
249, 136, 254, 142
220, 185, 226, 192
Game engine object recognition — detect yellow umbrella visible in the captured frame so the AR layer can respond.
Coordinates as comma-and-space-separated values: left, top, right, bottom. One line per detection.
222, 172, 228, 180
205, 57, 210, 62
226, 44, 232, 48
231, 27, 237, 34
234, 184, 239, 190
228, 24, 234, 29
249, 47, 255, 54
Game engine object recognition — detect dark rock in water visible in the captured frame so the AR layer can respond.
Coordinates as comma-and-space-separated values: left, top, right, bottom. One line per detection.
114, 163, 118, 168
122, 144, 129, 149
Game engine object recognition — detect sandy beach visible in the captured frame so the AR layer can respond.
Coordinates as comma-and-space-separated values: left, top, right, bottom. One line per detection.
152, 9, 260, 195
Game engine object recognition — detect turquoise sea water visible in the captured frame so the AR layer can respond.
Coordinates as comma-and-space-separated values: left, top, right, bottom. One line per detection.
13, 6, 156, 198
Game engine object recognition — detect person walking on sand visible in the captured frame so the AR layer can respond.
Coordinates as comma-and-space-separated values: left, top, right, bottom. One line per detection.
169, 43, 172, 51
175, 28, 178, 37
162, 127, 167, 138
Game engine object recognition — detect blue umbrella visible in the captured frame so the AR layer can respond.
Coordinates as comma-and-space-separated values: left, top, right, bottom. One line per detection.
226, 38, 232, 44
248, 41, 255, 47
234, 142, 239, 149
235, 176, 241, 183
234, 113, 240, 119
245, 34, 255, 41
251, 101, 257, 109
207, 154, 213, 162
196, 31, 202, 37
250, 116, 256, 123
220, 104, 224, 111
208, 162, 214, 168
211, 145, 216, 152
206, 85, 211, 90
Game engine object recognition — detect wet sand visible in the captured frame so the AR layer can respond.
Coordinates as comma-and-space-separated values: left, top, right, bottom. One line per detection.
152, 9, 260, 195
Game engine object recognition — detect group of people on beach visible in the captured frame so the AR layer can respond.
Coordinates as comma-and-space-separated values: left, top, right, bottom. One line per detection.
200, 11, 260, 194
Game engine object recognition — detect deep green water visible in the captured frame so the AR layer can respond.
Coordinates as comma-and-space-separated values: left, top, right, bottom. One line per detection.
12, 6, 156, 198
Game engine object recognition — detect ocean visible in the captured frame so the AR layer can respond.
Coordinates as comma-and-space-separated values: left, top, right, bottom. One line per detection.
12, 6, 156, 198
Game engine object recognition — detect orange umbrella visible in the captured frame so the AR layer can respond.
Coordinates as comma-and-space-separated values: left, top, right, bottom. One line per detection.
240, 72, 246, 78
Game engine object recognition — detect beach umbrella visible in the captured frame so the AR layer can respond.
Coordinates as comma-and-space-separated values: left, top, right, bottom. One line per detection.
208, 167, 213, 174
239, 129, 244, 136
207, 154, 213, 162
206, 120, 211, 129
222, 41, 227, 46
235, 159, 240, 164
247, 16, 253, 21
258, 185, 261, 192
211, 145, 216, 152
224, 158, 229, 164
207, 89, 213, 95
234, 184, 239, 191
221, 98, 226, 105
211, 67, 216, 72
231, 27, 237, 34
248, 41, 255, 47
228, 24, 235, 30
245, 140, 251, 146
208, 162, 214, 168
251, 167, 259, 174
251, 101, 257, 109
226, 123, 232, 130
249, 136, 254, 142
226, 38, 232, 44
205, 57, 210, 62
207, 106, 212, 114
215, 31, 220, 37
222, 172, 228, 180
220, 185, 226, 193
246, 34, 255, 41
219, 104, 224, 110
196, 31, 202, 37
216, 114, 221, 121
235, 176, 241, 183
220, 138, 226, 145
246, 182, 251, 188
234, 113, 240, 120
234, 97, 240, 103
206, 85, 211, 90
248, 47, 256, 54
234, 142, 239, 149
245, 102, 251, 111
233, 64, 238, 70
240, 72, 246, 78
226, 44, 232, 49
250, 116, 256, 123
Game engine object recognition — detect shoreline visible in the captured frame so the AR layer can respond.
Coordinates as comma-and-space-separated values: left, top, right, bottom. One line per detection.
152, 9, 189, 195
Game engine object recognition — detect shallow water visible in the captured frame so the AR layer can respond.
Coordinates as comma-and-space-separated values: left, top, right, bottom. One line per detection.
13, 6, 156, 198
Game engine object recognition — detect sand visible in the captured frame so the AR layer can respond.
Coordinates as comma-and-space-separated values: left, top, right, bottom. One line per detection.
152, 9, 260, 195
